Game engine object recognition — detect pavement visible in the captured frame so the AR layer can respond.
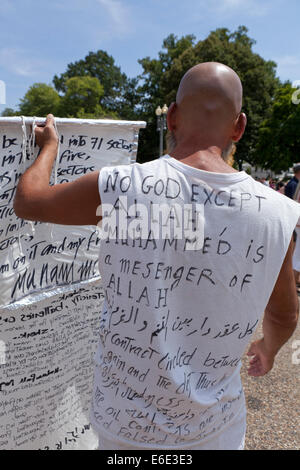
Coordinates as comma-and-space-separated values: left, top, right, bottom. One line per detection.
241, 315, 300, 450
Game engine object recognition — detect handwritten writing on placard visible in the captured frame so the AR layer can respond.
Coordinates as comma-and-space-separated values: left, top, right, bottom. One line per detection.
0, 282, 104, 449
0, 118, 145, 450
0, 122, 140, 306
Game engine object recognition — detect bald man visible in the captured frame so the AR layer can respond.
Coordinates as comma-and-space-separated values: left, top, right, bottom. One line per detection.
14, 62, 300, 450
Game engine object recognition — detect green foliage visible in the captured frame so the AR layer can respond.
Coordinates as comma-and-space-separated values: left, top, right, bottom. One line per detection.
137, 27, 279, 163
16, 76, 117, 120
53, 50, 139, 119
59, 76, 105, 118
1, 107, 18, 116
19, 83, 61, 117
255, 83, 300, 172
14, 27, 290, 170
137, 34, 196, 161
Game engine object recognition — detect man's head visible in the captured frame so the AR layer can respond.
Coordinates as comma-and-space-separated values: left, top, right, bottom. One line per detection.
293, 163, 300, 179
166, 62, 247, 160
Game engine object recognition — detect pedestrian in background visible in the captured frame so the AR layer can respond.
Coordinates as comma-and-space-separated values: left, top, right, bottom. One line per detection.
293, 181, 300, 292
285, 163, 300, 199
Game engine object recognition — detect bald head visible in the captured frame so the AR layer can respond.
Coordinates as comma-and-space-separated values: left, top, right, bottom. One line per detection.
167, 62, 246, 159
176, 62, 243, 117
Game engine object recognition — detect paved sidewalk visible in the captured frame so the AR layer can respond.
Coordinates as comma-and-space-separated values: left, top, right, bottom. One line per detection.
241, 318, 300, 450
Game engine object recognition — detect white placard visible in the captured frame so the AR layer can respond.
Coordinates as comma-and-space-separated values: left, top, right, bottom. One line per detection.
0, 117, 146, 449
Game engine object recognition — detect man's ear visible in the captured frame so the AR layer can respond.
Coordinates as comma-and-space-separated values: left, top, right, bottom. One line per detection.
167, 102, 177, 131
232, 112, 247, 143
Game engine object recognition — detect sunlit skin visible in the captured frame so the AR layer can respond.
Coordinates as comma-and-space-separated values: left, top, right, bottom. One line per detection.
167, 62, 247, 172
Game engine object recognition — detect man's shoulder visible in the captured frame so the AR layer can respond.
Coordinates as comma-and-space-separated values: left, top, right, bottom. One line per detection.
130, 158, 167, 175
286, 177, 297, 187
133, 158, 163, 169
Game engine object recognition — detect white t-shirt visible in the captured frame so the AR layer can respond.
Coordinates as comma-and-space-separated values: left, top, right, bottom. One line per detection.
90, 155, 300, 449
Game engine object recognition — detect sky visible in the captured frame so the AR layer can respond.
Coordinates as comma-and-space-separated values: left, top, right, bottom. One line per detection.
0, 0, 299, 112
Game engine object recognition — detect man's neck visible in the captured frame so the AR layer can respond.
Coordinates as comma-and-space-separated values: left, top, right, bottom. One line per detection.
169, 147, 238, 174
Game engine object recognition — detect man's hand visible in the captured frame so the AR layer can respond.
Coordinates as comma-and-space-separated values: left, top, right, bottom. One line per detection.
34, 114, 59, 150
247, 338, 275, 377
14, 112, 101, 226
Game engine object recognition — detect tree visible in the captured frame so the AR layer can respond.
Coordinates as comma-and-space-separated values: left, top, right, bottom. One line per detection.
117, 76, 142, 121
137, 27, 279, 164
19, 83, 61, 116
137, 34, 196, 161
53, 50, 138, 119
1, 107, 17, 116
59, 76, 109, 118
255, 83, 300, 172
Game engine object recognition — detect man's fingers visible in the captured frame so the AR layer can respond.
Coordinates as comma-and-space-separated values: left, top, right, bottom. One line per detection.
247, 345, 256, 356
248, 362, 264, 376
34, 126, 42, 135
45, 114, 55, 127
249, 356, 259, 365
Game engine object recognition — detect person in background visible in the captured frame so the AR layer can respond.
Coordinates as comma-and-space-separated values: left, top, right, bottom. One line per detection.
269, 179, 276, 190
285, 165, 300, 248
293, 182, 300, 293
285, 163, 300, 199
276, 181, 285, 194
260, 177, 269, 187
